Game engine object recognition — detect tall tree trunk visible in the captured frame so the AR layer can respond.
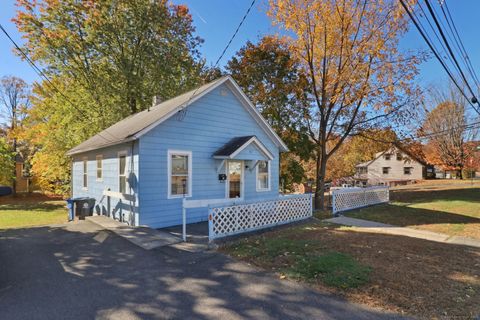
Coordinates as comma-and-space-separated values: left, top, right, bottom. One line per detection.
314, 142, 327, 210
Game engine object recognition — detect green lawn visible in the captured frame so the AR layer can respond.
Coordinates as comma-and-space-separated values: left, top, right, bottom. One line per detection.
0, 194, 67, 229
222, 221, 480, 319
344, 181, 480, 239
225, 224, 371, 289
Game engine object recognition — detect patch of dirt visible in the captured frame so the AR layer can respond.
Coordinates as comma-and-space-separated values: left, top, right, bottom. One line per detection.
223, 222, 480, 319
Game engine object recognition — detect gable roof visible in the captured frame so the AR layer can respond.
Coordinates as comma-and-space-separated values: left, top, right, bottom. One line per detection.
355, 146, 426, 168
213, 135, 274, 160
66, 76, 288, 156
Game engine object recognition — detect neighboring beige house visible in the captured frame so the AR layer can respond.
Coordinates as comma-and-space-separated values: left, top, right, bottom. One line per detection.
354, 147, 425, 187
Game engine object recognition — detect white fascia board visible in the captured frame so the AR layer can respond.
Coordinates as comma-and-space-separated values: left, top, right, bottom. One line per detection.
225, 78, 289, 152
229, 136, 274, 160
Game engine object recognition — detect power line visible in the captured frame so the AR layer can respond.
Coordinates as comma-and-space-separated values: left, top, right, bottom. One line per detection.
440, 0, 480, 88
0, 23, 116, 143
177, 0, 256, 120
399, 0, 480, 115
423, 0, 479, 105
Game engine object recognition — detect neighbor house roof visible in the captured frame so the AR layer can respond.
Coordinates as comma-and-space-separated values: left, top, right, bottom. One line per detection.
355, 146, 426, 168
66, 76, 288, 156
355, 160, 374, 167
213, 135, 274, 160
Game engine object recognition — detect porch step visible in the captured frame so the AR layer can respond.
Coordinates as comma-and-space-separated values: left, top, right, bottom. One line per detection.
86, 215, 182, 250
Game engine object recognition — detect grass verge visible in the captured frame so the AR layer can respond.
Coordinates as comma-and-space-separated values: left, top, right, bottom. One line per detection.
0, 193, 67, 229
221, 221, 480, 319
344, 181, 480, 239
227, 229, 370, 289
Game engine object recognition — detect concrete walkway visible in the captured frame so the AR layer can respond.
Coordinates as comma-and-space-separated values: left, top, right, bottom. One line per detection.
86, 215, 182, 250
324, 216, 480, 248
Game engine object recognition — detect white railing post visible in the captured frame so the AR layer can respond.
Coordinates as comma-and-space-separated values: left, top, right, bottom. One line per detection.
332, 191, 337, 214
182, 198, 187, 242
310, 193, 314, 215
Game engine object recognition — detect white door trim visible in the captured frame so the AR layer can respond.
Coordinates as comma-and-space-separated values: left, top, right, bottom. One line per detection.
225, 160, 244, 200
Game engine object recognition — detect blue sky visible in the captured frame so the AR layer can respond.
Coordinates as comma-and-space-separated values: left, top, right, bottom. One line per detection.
1, 0, 480, 91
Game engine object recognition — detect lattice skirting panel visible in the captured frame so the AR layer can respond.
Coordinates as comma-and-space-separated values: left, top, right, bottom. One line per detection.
332, 187, 389, 213
208, 194, 313, 241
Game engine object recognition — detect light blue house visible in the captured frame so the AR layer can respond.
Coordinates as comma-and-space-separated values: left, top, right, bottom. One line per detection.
67, 76, 288, 228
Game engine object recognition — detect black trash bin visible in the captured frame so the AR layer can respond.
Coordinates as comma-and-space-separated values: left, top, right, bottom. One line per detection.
72, 197, 96, 220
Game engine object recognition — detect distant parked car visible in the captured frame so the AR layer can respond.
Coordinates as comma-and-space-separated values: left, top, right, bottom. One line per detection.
0, 186, 12, 196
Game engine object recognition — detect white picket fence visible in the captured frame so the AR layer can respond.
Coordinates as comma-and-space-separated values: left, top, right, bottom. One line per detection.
332, 186, 389, 214
208, 194, 313, 242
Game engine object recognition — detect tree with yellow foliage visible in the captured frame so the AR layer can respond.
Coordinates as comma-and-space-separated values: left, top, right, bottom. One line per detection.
268, 0, 423, 208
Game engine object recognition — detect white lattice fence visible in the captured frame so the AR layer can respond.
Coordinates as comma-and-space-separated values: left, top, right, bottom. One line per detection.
208, 194, 313, 241
332, 186, 389, 214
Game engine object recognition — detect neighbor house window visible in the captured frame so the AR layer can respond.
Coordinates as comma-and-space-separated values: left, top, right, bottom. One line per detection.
119, 154, 127, 193
82, 158, 88, 189
382, 167, 390, 175
404, 167, 412, 175
256, 160, 270, 191
96, 155, 103, 181
168, 150, 192, 198
357, 167, 367, 174
397, 153, 403, 161
384, 154, 391, 160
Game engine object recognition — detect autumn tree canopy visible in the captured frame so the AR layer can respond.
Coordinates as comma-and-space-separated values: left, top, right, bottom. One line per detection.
268, 0, 423, 208
227, 36, 313, 189
422, 87, 478, 178
14, 0, 204, 194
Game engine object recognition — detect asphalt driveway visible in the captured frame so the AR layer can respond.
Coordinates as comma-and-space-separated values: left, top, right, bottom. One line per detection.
0, 221, 406, 319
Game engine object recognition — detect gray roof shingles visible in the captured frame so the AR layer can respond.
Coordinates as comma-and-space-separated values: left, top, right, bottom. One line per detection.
66, 77, 227, 156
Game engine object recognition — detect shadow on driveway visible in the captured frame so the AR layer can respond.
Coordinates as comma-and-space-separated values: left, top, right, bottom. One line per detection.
0, 221, 407, 320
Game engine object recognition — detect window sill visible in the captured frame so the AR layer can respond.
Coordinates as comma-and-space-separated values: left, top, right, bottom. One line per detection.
168, 194, 192, 200
256, 188, 271, 192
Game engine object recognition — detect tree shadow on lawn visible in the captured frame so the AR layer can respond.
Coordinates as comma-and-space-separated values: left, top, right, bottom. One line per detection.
349, 203, 480, 228
0, 193, 65, 212
0, 222, 405, 320
390, 187, 480, 204
286, 224, 480, 318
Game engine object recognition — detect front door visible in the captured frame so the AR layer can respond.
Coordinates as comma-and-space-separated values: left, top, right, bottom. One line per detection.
227, 160, 243, 199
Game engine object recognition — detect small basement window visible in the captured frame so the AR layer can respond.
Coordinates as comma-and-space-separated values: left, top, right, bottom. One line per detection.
82, 158, 88, 189
96, 155, 103, 181
382, 167, 390, 175
404, 167, 412, 175
168, 150, 192, 198
256, 160, 270, 191
119, 154, 127, 193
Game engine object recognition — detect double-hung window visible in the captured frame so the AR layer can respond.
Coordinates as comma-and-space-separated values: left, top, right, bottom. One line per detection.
256, 160, 270, 191
96, 155, 103, 181
168, 150, 192, 198
119, 153, 127, 193
82, 158, 88, 189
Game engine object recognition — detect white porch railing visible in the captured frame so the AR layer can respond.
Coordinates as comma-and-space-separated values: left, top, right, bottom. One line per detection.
332, 186, 389, 214
207, 194, 313, 242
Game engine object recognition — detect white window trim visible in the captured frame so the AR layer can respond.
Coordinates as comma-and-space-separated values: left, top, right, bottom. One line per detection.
167, 150, 192, 199
96, 155, 103, 181
256, 160, 271, 192
118, 151, 128, 194
225, 160, 244, 199
82, 157, 88, 190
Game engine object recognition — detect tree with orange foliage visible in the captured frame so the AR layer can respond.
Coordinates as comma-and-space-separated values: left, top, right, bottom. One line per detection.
422, 95, 478, 178
268, 0, 423, 208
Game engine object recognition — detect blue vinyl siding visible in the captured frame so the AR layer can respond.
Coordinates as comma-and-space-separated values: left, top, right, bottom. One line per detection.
71, 142, 139, 224
138, 83, 280, 228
